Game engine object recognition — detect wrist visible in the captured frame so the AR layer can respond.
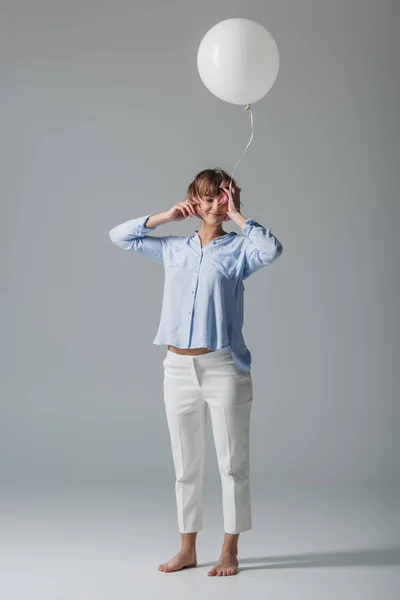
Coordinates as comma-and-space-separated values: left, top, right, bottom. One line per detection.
229, 210, 247, 228
145, 212, 171, 228
162, 210, 173, 222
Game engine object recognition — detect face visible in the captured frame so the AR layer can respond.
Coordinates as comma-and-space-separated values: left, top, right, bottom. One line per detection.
199, 193, 228, 223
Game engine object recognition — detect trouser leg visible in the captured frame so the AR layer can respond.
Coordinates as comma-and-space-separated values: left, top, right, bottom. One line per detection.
201, 358, 253, 534
163, 355, 207, 533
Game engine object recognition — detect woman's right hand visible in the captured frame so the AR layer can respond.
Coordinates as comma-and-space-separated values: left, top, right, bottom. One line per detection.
166, 198, 197, 222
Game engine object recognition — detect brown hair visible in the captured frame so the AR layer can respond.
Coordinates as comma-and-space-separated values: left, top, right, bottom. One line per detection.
187, 168, 241, 200
186, 168, 242, 221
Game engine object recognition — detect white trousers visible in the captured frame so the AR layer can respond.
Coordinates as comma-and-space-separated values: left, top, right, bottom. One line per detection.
163, 347, 253, 534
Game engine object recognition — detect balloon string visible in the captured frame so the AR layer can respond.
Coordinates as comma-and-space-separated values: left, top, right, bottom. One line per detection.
228, 104, 254, 209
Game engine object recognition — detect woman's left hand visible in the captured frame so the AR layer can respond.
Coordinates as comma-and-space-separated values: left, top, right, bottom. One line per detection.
222, 184, 241, 215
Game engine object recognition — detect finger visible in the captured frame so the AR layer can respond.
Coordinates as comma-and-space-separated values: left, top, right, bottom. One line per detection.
178, 203, 190, 214
187, 201, 196, 214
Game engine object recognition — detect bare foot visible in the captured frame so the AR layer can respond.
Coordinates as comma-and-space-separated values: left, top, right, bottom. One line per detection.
207, 552, 239, 576
158, 549, 197, 573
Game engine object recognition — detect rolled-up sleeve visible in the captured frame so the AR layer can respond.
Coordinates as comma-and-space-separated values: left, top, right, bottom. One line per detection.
109, 214, 167, 265
241, 218, 283, 279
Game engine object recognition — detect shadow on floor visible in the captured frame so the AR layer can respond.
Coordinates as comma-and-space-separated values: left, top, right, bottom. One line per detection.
197, 547, 400, 571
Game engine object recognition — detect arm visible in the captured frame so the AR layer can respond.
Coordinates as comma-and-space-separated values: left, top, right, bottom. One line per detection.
225, 187, 282, 278
230, 212, 283, 279
108, 212, 171, 265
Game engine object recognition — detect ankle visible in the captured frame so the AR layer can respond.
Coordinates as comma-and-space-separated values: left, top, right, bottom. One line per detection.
181, 546, 196, 554
221, 546, 238, 556
222, 532, 239, 556
180, 532, 197, 554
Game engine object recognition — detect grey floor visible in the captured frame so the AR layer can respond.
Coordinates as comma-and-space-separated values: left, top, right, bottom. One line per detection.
1, 482, 399, 600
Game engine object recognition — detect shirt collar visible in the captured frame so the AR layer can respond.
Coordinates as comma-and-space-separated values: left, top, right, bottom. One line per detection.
190, 230, 236, 247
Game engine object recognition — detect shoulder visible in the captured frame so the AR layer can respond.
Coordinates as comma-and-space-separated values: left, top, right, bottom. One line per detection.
164, 234, 190, 248
225, 231, 250, 248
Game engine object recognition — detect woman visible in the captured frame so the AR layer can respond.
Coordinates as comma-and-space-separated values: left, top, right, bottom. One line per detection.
109, 168, 283, 576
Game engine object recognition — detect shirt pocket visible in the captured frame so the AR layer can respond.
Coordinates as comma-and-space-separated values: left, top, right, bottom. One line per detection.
165, 246, 188, 269
167, 256, 188, 268
209, 257, 236, 280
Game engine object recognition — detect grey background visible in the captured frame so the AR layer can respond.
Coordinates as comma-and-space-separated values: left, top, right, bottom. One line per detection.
2, 0, 399, 491
1, 1, 399, 598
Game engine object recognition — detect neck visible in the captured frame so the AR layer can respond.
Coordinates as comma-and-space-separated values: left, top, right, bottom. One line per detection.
197, 221, 226, 241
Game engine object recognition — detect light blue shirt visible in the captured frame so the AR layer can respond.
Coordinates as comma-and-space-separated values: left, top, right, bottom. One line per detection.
109, 215, 283, 371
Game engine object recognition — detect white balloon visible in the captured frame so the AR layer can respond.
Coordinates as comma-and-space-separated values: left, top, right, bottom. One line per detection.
197, 18, 280, 105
